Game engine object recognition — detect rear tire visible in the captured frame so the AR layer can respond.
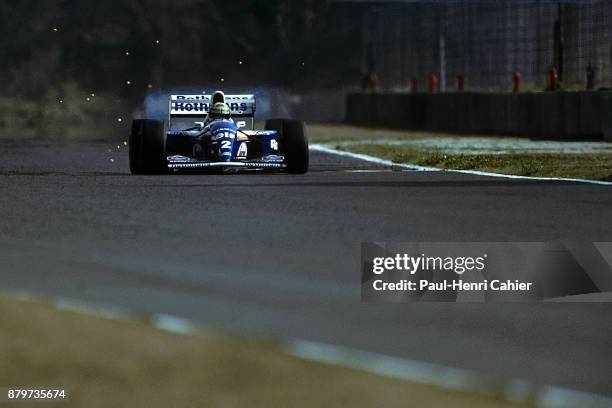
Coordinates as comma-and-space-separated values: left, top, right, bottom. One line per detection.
129, 119, 167, 174
265, 119, 308, 174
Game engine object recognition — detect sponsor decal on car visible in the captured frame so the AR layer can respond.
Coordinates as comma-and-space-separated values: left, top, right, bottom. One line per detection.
255, 130, 276, 136
173, 102, 208, 112
175, 95, 207, 100
262, 154, 285, 162
211, 130, 236, 141
170, 95, 255, 116
228, 102, 248, 111
171, 102, 248, 113
167, 155, 191, 162
245, 162, 285, 168
237, 142, 248, 159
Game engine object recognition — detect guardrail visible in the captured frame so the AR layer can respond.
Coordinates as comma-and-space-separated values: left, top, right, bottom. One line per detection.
347, 92, 612, 141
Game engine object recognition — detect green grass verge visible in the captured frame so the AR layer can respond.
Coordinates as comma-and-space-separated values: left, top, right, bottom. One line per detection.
0, 295, 528, 408
339, 144, 612, 181
307, 124, 612, 181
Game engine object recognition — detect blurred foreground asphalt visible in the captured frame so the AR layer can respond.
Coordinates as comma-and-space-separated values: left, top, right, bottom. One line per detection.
1, 142, 611, 395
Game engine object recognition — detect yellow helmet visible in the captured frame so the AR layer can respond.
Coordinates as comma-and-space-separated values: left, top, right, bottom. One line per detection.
209, 102, 231, 120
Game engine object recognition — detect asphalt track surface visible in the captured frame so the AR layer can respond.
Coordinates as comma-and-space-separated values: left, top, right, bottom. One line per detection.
1, 142, 612, 396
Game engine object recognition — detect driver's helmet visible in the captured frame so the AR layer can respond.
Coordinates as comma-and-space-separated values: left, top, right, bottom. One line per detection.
208, 102, 231, 120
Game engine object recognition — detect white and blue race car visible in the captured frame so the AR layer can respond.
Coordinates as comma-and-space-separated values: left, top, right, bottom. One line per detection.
129, 91, 308, 174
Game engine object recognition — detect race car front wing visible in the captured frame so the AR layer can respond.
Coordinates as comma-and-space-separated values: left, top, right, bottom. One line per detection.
167, 160, 286, 170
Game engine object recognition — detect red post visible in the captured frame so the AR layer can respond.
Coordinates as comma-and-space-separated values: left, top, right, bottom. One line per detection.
513, 71, 522, 94
586, 64, 595, 90
548, 66, 558, 91
366, 72, 379, 93
411, 77, 418, 93
429, 73, 438, 94
457, 74, 464, 92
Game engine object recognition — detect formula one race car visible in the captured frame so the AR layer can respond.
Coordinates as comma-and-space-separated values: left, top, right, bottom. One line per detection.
129, 91, 308, 174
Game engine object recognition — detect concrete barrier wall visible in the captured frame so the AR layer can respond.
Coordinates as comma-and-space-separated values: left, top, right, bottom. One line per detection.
346, 92, 612, 141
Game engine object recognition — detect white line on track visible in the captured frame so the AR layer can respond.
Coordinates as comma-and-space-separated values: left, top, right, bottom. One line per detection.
284, 338, 612, 408
151, 314, 198, 335
310, 144, 438, 171
342, 169, 394, 173
310, 144, 612, 186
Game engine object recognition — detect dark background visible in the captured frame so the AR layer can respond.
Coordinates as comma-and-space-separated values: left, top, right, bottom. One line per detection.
1, 1, 360, 101
0, 1, 363, 139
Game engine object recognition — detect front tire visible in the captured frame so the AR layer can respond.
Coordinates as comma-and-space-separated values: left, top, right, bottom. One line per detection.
265, 119, 309, 174
129, 119, 167, 174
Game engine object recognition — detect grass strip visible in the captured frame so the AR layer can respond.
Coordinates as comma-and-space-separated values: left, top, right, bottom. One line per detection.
338, 144, 612, 181
0, 295, 528, 408
306, 124, 612, 180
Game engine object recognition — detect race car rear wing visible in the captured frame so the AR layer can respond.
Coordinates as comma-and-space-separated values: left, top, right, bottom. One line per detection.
168, 94, 256, 130
169, 94, 256, 116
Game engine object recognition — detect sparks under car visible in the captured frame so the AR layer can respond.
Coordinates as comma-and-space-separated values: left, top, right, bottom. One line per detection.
129, 91, 309, 174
